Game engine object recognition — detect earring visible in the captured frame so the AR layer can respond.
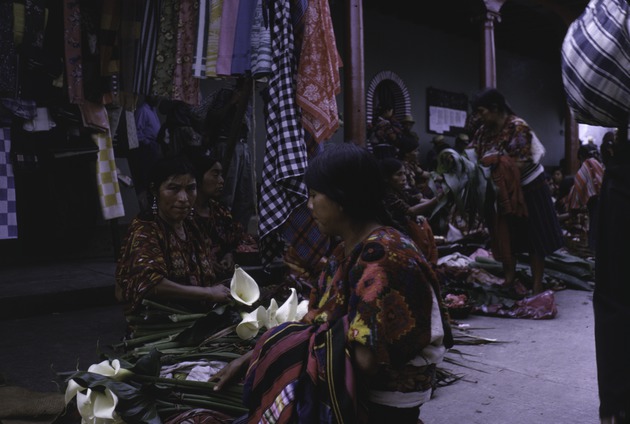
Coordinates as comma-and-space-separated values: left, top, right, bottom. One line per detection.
152, 197, 158, 215
190, 206, 195, 217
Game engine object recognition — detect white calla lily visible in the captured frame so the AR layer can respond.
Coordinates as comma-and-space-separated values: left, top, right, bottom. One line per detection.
236, 306, 266, 339
87, 359, 131, 381
275, 288, 298, 325
265, 298, 279, 328
65, 379, 85, 404
230, 266, 260, 306
76, 387, 123, 424
295, 299, 309, 321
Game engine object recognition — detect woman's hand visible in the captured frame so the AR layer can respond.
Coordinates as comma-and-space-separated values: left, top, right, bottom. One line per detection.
210, 351, 252, 391
205, 284, 232, 303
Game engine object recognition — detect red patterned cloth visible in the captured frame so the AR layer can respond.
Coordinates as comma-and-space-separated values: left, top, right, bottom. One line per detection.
296, 0, 342, 142
567, 157, 604, 211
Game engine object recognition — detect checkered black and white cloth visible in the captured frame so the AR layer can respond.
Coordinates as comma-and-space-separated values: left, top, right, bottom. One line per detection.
258, 0, 309, 266
0, 127, 17, 239
561, 0, 630, 127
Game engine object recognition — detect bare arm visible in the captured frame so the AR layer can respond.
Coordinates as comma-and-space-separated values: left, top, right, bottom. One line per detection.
151, 278, 232, 303
407, 197, 439, 217
210, 350, 253, 391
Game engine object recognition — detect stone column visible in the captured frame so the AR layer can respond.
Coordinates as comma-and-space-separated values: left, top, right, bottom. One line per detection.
481, 0, 506, 89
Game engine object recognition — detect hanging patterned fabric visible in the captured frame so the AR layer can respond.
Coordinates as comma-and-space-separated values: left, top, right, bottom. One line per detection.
119, 0, 142, 95
63, 0, 84, 104
133, 0, 161, 95
258, 0, 309, 266
92, 129, 125, 221
0, 128, 18, 240
250, 0, 272, 79
230, 0, 258, 75
204, 0, 224, 77
216, 0, 240, 76
296, 0, 342, 143
0, 2, 17, 97
100, 0, 121, 105
151, 0, 178, 98
193, 0, 211, 78
171, 0, 199, 105
561, 0, 630, 127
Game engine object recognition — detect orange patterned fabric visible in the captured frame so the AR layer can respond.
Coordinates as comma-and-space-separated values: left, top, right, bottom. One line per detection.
296, 0, 342, 142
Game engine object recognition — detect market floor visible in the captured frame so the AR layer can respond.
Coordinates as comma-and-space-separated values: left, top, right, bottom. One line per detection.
0, 289, 599, 423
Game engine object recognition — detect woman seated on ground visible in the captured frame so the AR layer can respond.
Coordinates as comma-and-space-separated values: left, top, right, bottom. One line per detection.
380, 157, 439, 265
212, 142, 452, 424
191, 154, 246, 281
397, 134, 431, 198
115, 156, 232, 314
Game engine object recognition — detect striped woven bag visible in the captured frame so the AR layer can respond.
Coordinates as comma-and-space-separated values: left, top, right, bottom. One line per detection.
561, 0, 630, 127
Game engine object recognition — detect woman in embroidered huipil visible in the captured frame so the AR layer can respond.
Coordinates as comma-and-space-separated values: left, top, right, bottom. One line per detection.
470, 88, 563, 295
115, 156, 231, 314
212, 143, 452, 424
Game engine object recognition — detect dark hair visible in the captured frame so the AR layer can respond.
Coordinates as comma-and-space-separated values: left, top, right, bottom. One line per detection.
379, 157, 404, 179
305, 142, 386, 222
398, 134, 419, 154
189, 153, 222, 184
149, 156, 196, 191
577, 144, 600, 162
471, 88, 515, 115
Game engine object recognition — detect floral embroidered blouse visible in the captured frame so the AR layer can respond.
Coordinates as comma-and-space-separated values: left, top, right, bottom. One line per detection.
115, 214, 215, 312
472, 114, 543, 183
305, 226, 449, 391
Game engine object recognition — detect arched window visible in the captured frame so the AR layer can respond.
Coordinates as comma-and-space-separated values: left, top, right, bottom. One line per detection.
366, 71, 411, 125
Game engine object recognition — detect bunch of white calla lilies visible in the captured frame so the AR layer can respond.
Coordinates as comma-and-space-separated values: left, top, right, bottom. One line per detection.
230, 266, 310, 339
64, 359, 130, 424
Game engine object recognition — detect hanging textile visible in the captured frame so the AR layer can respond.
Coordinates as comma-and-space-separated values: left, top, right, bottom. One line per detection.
296, 0, 342, 143
100, 0, 121, 105
133, 0, 162, 95
133, 0, 161, 95
204, 0, 224, 77
258, 0, 309, 266
230, 0, 258, 75
193, 0, 210, 78
151, 0, 178, 98
92, 130, 125, 221
63, 0, 84, 104
171, 0, 199, 105
120, 0, 142, 96
561, 0, 630, 127
216, 0, 240, 76
0, 2, 18, 97
250, 0, 272, 79
0, 128, 17, 240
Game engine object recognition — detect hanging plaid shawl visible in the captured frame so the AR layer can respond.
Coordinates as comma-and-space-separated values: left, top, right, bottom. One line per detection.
258, 0, 309, 266
561, 0, 630, 126
242, 319, 360, 424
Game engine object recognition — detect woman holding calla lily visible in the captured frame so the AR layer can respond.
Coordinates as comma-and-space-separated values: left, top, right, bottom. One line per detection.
212, 143, 453, 424
115, 156, 232, 316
